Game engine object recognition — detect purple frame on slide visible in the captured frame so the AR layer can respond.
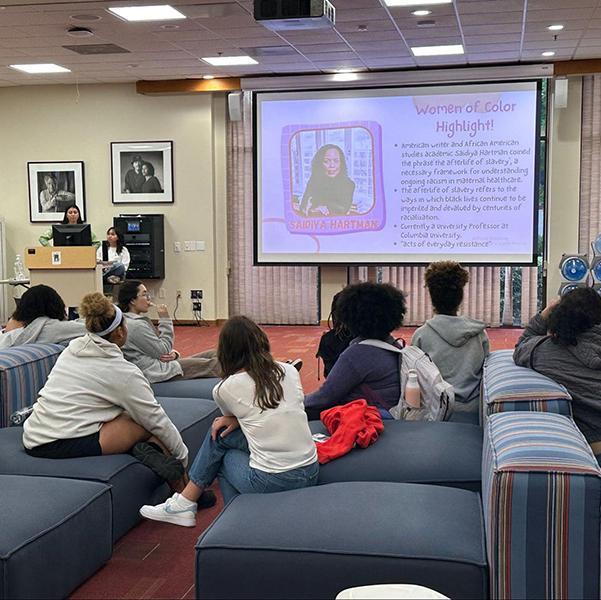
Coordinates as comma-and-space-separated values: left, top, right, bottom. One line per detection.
280, 121, 386, 236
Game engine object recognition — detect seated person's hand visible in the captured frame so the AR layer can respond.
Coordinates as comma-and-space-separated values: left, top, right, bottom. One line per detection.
313, 205, 330, 216
155, 303, 170, 319
211, 416, 239, 440
4, 318, 23, 332
159, 350, 178, 362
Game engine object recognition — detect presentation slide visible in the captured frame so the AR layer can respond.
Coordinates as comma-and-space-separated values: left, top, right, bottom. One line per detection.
254, 81, 540, 265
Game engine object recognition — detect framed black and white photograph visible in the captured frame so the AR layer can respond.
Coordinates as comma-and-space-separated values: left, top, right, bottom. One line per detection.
111, 141, 174, 204
28, 161, 85, 223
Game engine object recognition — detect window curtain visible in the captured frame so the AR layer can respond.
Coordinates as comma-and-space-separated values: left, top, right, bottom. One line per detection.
227, 92, 319, 324
580, 75, 601, 254
350, 265, 502, 326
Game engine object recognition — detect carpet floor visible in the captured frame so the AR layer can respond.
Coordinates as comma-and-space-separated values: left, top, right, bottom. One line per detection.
71, 324, 523, 599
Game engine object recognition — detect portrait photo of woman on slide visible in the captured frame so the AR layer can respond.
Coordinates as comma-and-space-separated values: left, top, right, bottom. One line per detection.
298, 144, 356, 217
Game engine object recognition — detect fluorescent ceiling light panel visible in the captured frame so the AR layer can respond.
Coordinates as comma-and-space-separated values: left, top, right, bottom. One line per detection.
547, 24, 564, 31
9, 63, 70, 73
202, 56, 258, 66
384, 0, 452, 6
412, 10, 432, 16
411, 44, 464, 56
333, 72, 359, 82
108, 5, 185, 22
541, 51, 555, 57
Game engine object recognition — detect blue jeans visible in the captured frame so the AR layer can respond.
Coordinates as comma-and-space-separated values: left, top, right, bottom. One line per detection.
102, 263, 126, 283
189, 428, 319, 505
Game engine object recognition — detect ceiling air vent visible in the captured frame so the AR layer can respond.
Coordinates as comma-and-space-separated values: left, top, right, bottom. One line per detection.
63, 44, 130, 55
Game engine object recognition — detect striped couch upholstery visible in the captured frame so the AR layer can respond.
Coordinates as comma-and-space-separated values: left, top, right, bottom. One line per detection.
483, 412, 601, 599
482, 350, 572, 420
0, 343, 64, 428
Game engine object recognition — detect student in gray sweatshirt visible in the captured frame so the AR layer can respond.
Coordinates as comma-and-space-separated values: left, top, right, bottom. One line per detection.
0, 284, 87, 349
118, 280, 221, 384
412, 261, 489, 419
514, 288, 601, 453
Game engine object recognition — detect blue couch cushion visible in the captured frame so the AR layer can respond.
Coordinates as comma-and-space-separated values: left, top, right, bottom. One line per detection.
0, 474, 112, 599
0, 397, 218, 541
483, 412, 601, 599
152, 377, 220, 400
196, 481, 487, 599
311, 419, 482, 492
0, 343, 64, 428
483, 350, 572, 419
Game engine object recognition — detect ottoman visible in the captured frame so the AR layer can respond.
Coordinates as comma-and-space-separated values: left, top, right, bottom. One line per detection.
311, 420, 483, 492
152, 377, 220, 400
196, 481, 487, 599
0, 474, 111, 599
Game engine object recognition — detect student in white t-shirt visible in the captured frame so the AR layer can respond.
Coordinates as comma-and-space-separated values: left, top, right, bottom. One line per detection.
97, 227, 130, 284
140, 315, 319, 527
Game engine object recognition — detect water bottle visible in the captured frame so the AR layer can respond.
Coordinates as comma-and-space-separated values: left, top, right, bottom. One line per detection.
10, 406, 34, 426
13, 254, 24, 279
405, 369, 421, 409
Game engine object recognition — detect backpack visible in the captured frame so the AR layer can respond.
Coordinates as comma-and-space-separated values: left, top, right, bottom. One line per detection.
359, 340, 455, 421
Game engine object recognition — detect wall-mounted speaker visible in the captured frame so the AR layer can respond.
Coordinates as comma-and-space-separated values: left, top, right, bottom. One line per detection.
228, 91, 242, 121
559, 253, 589, 283
559, 282, 587, 297
554, 77, 569, 109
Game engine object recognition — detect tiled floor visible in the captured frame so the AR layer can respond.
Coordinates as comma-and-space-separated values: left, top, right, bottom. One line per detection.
71, 324, 523, 599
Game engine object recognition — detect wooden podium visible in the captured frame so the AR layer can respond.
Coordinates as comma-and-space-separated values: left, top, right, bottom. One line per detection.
24, 246, 102, 307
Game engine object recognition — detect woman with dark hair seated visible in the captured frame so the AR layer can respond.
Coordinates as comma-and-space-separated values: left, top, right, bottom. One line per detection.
412, 261, 489, 417
118, 280, 221, 383
514, 287, 601, 453
139, 316, 318, 527
304, 282, 407, 420
0, 284, 86, 349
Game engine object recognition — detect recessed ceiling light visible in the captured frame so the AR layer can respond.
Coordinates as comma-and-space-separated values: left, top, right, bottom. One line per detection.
384, 0, 451, 6
547, 24, 564, 31
411, 44, 464, 56
541, 51, 556, 57
9, 63, 71, 74
108, 5, 186, 22
70, 14, 102, 22
202, 75, 215, 79
160, 23, 180, 30
412, 9, 432, 16
333, 71, 359, 82
201, 55, 258, 66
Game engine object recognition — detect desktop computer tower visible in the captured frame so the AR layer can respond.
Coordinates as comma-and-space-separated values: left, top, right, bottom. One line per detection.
114, 214, 165, 279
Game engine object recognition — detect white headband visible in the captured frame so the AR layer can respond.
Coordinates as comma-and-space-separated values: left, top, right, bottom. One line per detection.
95, 305, 123, 337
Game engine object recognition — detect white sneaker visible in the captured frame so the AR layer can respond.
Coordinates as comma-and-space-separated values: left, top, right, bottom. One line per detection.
139, 493, 197, 527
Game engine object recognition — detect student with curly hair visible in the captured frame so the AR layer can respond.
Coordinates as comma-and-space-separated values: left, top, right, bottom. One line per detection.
304, 282, 407, 420
23, 292, 187, 484
514, 287, 601, 452
140, 316, 318, 527
412, 261, 489, 419
0, 284, 86, 349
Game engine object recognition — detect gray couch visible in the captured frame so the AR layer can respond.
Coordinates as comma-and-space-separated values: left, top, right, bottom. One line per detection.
195, 351, 600, 600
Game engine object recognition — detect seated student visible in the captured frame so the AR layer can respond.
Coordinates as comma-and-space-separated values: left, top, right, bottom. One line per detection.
22, 292, 187, 483
39, 204, 100, 249
304, 282, 407, 420
97, 226, 130, 285
514, 287, 601, 454
0, 284, 86, 349
139, 315, 318, 527
118, 280, 221, 383
411, 261, 489, 416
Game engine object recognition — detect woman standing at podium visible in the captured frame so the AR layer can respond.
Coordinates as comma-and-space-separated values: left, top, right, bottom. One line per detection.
39, 204, 100, 249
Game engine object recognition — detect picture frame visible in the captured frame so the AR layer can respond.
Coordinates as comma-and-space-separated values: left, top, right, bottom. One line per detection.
111, 141, 174, 204
28, 161, 85, 223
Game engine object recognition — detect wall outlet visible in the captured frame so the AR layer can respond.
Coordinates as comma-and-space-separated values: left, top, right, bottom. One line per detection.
190, 289, 203, 299
195, 241, 205, 251
158, 287, 166, 299
184, 241, 193, 252
173, 241, 181, 253
192, 301, 203, 311
176, 289, 182, 298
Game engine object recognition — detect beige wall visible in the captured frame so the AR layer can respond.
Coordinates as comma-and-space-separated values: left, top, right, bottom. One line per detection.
546, 76, 582, 301
0, 83, 228, 321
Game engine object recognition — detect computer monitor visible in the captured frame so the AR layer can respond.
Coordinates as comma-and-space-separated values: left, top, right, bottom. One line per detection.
52, 223, 92, 246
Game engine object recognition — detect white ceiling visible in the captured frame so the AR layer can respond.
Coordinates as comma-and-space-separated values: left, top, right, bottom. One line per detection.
0, 0, 600, 86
